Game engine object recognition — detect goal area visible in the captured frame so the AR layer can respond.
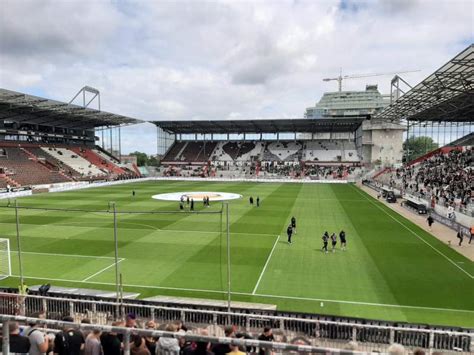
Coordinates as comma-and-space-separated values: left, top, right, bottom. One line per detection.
0, 238, 11, 280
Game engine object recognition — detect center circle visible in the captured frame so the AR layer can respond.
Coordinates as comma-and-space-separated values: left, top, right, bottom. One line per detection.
151, 191, 242, 202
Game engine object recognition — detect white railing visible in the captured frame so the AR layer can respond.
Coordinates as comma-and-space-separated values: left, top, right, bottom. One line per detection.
1, 315, 366, 355
0, 292, 472, 353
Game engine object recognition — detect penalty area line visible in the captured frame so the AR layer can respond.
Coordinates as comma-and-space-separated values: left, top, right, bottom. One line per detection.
252, 235, 280, 294
8, 274, 474, 314
82, 259, 125, 282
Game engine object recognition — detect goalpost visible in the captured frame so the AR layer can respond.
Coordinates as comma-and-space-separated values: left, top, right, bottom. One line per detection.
0, 238, 12, 280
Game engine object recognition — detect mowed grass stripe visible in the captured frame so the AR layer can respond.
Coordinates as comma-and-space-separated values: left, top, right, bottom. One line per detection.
254, 184, 407, 321
335, 185, 474, 313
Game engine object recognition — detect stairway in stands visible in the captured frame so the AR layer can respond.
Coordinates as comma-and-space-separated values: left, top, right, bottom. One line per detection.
70, 147, 126, 175
21, 147, 74, 182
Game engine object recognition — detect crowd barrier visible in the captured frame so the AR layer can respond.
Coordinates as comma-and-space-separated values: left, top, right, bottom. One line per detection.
0, 292, 472, 353
0, 314, 371, 355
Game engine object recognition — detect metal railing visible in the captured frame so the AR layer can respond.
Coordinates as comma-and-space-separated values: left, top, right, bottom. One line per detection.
0, 315, 365, 355
0, 292, 472, 353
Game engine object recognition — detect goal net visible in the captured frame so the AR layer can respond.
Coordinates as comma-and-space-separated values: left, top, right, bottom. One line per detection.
0, 238, 12, 280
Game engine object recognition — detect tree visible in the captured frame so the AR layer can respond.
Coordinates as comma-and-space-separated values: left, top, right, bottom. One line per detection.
403, 136, 438, 162
148, 155, 159, 166
129, 151, 148, 166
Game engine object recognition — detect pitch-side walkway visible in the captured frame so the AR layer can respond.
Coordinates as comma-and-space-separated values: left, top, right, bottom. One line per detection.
357, 183, 474, 261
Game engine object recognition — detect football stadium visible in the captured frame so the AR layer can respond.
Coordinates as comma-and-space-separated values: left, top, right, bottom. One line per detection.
0, 2, 473, 354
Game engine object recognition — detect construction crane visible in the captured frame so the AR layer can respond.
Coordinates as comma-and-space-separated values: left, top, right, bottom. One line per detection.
323, 70, 420, 92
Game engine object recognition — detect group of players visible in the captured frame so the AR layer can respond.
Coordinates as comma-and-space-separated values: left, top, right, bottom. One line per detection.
321, 230, 347, 253
286, 216, 347, 253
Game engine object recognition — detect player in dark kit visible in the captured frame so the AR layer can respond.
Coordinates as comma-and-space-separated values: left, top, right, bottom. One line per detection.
427, 215, 434, 231
132, 190, 136, 197
330, 233, 337, 252
287, 224, 293, 244
322, 232, 329, 253
339, 230, 347, 250
249, 196, 254, 205
291, 216, 296, 234
256, 196, 260, 207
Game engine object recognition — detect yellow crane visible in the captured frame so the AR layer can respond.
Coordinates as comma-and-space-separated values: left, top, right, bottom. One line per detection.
323, 69, 420, 92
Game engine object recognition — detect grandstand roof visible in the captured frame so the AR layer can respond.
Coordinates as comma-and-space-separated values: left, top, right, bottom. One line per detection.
152, 117, 364, 134
375, 45, 474, 122
0, 88, 143, 129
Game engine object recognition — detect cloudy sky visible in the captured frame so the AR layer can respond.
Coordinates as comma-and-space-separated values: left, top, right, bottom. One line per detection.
0, 0, 472, 154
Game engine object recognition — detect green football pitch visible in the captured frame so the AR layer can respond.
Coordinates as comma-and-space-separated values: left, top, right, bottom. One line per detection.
0, 181, 473, 327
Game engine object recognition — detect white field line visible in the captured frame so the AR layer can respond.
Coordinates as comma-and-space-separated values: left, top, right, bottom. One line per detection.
8, 274, 474, 314
11, 250, 120, 260
252, 235, 280, 294
351, 185, 474, 279
0, 221, 276, 237
82, 259, 124, 282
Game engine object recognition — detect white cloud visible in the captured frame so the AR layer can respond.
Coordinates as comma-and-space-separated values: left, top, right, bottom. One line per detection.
0, 0, 472, 154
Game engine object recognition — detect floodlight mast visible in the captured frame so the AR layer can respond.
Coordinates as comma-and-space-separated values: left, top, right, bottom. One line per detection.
69, 86, 101, 110
323, 70, 420, 92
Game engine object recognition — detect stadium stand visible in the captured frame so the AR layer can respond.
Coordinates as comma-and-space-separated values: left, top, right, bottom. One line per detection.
0, 290, 472, 354
375, 147, 472, 214
44, 147, 107, 177
0, 145, 72, 186
70, 147, 126, 175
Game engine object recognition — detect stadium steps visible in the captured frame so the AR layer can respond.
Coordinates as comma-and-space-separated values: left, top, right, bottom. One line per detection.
94, 146, 121, 164
21, 147, 75, 182
70, 147, 126, 175
131, 163, 141, 176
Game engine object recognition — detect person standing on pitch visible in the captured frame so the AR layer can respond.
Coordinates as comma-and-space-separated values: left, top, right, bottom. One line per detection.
256, 196, 260, 207
287, 224, 293, 244
249, 196, 254, 205
457, 230, 464, 246
427, 215, 434, 231
190, 198, 194, 211
132, 190, 136, 197
330, 232, 337, 252
322, 231, 329, 253
339, 230, 347, 251
291, 216, 296, 234
186, 196, 190, 206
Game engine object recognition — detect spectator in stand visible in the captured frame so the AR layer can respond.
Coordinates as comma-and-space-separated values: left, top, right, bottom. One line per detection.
130, 334, 151, 355
100, 321, 123, 355
386, 148, 472, 212
24, 314, 51, 355
227, 343, 245, 355
81, 318, 92, 338
182, 329, 212, 355
155, 323, 180, 355
84, 329, 103, 355
53, 316, 85, 355
257, 327, 274, 355
212, 326, 235, 355
387, 343, 406, 355
126, 313, 138, 328
0, 321, 30, 354
144, 320, 158, 354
